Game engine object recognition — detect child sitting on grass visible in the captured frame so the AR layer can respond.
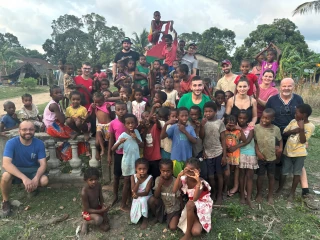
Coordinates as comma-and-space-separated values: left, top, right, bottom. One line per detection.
148, 159, 181, 230
18, 93, 44, 132
65, 91, 90, 140
277, 104, 315, 202
130, 158, 153, 229
173, 158, 213, 240
81, 167, 110, 235
0, 101, 20, 132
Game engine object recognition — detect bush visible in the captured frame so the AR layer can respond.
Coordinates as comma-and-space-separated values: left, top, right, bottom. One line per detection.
20, 77, 38, 90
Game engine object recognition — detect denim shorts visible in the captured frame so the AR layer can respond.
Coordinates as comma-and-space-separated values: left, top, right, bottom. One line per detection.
282, 156, 305, 176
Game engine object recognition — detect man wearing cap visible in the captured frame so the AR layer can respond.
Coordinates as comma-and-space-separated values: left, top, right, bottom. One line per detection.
181, 43, 198, 75
216, 60, 238, 93
112, 37, 140, 80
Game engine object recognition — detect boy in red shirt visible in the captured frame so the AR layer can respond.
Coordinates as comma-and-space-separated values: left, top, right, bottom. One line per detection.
162, 30, 178, 73
234, 60, 260, 98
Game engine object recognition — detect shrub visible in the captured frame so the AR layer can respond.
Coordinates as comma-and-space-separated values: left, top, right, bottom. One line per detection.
20, 77, 38, 90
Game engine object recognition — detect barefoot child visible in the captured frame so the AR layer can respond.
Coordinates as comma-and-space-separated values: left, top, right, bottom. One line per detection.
112, 114, 143, 212
254, 108, 283, 205
0, 101, 20, 132
173, 158, 213, 239
161, 107, 197, 177
130, 158, 153, 229
148, 159, 181, 230
43, 86, 73, 139
238, 110, 258, 208
81, 167, 110, 235
108, 102, 127, 206
88, 92, 112, 159
65, 91, 90, 140
277, 104, 315, 202
200, 102, 227, 205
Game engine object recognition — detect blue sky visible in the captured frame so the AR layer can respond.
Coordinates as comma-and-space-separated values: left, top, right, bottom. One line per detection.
0, 0, 319, 53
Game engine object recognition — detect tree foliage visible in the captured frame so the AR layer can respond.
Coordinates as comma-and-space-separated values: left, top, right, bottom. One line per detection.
293, 0, 320, 16
131, 28, 149, 55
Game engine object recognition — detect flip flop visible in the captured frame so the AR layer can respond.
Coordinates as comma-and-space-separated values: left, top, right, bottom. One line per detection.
227, 190, 238, 197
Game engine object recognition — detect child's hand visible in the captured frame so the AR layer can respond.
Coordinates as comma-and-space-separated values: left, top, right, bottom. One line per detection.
178, 167, 189, 177
235, 124, 242, 130
248, 122, 255, 127
153, 103, 161, 109
297, 120, 305, 129
119, 138, 127, 144
120, 76, 127, 80
130, 132, 137, 139
178, 124, 186, 133
166, 118, 178, 125
227, 146, 238, 153
194, 120, 201, 128
91, 103, 96, 109
221, 156, 227, 166
12, 113, 18, 119
201, 118, 207, 127
158, 176, 166, 186
132, 190, 138, 199
256, 150, 266, 161
275, 146, 283, 156
102, 205, 110, 212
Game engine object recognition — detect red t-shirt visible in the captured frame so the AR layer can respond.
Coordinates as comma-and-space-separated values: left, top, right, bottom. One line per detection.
180, 74, 195, 94
93, 72, 107, 81
234, 73, 258, 96
74, 76, 93, 109
143, 124, 161, 161
162, 39, 178, 66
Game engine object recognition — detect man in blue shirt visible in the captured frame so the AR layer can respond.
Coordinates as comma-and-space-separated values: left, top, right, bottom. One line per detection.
1, 121, 49, 217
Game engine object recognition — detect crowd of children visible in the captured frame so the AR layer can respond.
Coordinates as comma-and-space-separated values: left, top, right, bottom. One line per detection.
0, 12, 316, 239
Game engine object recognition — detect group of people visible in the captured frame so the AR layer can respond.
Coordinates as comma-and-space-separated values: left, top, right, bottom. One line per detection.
0, 11, 316, 240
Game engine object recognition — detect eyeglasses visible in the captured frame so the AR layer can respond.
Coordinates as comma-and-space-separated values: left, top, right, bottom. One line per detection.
20, 128, 35, 132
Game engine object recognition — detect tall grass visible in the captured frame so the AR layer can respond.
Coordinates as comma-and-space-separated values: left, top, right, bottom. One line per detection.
295, 83, 320, 109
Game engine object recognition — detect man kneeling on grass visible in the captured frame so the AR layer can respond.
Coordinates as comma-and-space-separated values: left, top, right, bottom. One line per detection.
1, 121, 49, 217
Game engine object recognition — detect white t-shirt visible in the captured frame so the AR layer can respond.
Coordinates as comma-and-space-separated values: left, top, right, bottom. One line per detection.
162, 89, 179, 108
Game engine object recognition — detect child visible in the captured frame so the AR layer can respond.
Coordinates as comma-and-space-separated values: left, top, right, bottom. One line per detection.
200, 102, 226, 205
162, 31, 178, 72
81, 167, 110, 235
225, 90, 234, 105
100, 79, 110, 92
114, 61, 127, 89
132, 88, 147, 122
254, 108, 283, 205
136, 55, 150, 95
224, 115, 246, 197
88, 92, 112, 160
188, 106, 202, 159
127, 59, 136, 82
173, 71, 180, 83
203, 77, 213, 96
251, 53, 265, 77
108, 102, 127, 206
173, 158, 213, 239
162, 77, 179, 108
238, 110, 258, 208
112, 114, 143, 212
214, 90, 226, 120
256, 42, 282, 85
277, 104, 315, 202
77, 68, 82, 76
65, 91, 90, 140
18, 93, 44, 131
0, 101, 20, 132
159, 108, 177, 159
148, 159, 181, 230
43, 86, 73, 139
148, 11, 173, 45
161, 107, 197, 177
130, 158, 153, 229
160, 63, 170, 87
234, 60, 260, 98
170, 60, 179, 77
120, 87, 132, 114
63, 63, 76, 109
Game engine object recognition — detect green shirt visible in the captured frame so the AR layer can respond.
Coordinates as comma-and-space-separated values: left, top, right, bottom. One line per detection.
177, 92, 211, 117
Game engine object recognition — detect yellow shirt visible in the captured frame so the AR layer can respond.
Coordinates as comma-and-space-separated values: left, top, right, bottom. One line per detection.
65, 106, 87, 119
283, 119, 315, 157
216, 74, 237, 93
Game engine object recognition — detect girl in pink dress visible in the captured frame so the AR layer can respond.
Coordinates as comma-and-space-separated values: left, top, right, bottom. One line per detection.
173, 158, 213, 240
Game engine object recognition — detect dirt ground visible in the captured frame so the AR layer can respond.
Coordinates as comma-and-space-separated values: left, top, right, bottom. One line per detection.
0, 92, 51, 115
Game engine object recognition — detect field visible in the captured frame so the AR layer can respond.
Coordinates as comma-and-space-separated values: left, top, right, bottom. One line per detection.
0, 86, 49, 100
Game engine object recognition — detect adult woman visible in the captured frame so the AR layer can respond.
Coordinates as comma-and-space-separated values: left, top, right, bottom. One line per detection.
256, 70, 279, 121
226, 77, 258, 127
181, 43, 198, 75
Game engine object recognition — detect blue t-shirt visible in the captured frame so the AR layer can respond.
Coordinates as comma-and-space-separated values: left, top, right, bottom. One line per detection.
3, 136, 46, 168
265, 94, 304, 134
1, 114, 19, 129
166, 124, 196, 161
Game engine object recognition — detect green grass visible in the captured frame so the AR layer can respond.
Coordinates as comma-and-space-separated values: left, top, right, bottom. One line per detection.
1, 138, 320, 239
0, 86, 49, 100
37, 102, 48, 115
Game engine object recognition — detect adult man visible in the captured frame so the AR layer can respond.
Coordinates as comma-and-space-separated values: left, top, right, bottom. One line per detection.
265, 78, 310, 198
74, 62, 93, 110
216, 59, 238, 93
112, 37, 140, 80
177, 76, 211, 115
181, 43, 198, 75
1, 121, 49, 217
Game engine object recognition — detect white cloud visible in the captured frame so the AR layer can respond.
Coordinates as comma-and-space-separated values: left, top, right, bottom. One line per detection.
0, 0, 318, 54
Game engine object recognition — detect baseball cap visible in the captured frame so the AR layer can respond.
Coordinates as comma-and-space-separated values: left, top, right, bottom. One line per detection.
221, 59, 232, 66
188, 43, 197, 48
122, 37, 132, 44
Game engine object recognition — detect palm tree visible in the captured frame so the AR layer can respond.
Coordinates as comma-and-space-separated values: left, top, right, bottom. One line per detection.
293, 1, 320, 16
131, 28, 149, 55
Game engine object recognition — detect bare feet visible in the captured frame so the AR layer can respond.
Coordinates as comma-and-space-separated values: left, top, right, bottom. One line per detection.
99, 223, 110, 232
267, 196, 274, 205
240, 197, 246, 205
84, 132, 90, 142
120, 205, 130, 213
215, 195, 223, 205
140, 217, 148, 230
246, 199, 254, 209
111, 196, 118, 206
287, 193, 295, 202
80, 221, 88, 235
255, 194, 263, 203
149, 218, 158, 226
96, 151, 101, 160
180, 233, 192, 240
100, 148, 105, 157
